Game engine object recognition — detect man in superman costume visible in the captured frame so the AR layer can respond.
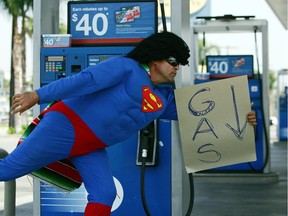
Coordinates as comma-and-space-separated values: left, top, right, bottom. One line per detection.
1, 32, 257, 215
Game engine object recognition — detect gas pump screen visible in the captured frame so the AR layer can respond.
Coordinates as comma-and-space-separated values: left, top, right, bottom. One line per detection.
206, 55, 254, 79
88, 54, 119, 67
68, 0, 157, 44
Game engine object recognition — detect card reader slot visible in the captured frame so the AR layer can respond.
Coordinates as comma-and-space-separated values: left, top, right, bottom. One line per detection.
71, 65, 82, 73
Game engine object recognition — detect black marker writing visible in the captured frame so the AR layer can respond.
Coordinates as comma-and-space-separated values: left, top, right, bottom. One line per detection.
192, 118, 218, 141
188, 86, 220, 164
188, 87, 215, 116
197, 143, 222, 163
225, 85, 247, 140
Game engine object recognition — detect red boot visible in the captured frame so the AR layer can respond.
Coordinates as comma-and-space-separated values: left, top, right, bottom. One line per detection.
84, 202, 112, 216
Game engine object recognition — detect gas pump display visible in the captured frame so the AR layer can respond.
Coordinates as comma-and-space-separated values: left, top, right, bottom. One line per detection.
42, 55, 66, 82
40, 46, 133, 87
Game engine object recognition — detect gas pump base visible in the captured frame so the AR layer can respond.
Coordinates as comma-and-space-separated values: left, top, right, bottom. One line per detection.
194, 172, 279, 184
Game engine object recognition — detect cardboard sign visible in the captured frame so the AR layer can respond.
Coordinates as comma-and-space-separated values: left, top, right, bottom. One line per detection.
174, 75, 256, 173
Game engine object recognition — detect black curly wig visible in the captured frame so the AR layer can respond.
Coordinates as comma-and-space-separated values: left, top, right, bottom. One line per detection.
127, 31, 190, 66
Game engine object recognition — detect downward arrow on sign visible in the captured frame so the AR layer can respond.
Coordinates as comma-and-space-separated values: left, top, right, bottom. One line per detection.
225, 85, 248, 140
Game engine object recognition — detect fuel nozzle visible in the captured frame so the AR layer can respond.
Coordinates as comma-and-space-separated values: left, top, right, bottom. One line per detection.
140, 130, 150, 158
136, 121, 158, 167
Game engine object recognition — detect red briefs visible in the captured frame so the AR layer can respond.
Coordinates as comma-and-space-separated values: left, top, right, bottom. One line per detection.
47, 101, 107, 157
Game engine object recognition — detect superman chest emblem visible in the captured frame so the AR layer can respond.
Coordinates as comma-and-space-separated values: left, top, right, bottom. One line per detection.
141, 86, 163, 112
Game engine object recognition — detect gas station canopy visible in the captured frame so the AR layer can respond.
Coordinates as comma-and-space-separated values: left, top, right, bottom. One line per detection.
265, 0, 287, 29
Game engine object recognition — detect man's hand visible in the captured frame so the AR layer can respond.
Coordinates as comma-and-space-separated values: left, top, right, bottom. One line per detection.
247, 102, 257, 126
247, 111, 257, 126
11, 91, 40, 115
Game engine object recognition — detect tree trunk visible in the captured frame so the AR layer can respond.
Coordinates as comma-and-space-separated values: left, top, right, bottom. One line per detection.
8, 15, 17, 129
9, 14, 23, 132
13, 35, 23, 132
21, 9, 27, 91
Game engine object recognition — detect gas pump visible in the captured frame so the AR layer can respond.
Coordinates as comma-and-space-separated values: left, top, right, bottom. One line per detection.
191, 15, 270, 173
277, 69, 288, 141
36, 1, 191, 215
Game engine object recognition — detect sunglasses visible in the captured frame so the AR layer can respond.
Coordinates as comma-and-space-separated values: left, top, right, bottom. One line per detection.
166, 56, 179, 67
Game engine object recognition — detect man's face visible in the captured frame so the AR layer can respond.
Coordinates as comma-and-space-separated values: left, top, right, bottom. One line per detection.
150, 58, 180, 85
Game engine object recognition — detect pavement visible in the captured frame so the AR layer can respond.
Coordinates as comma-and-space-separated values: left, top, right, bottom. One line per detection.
0, 130, 34, 216
0, 125, 287, 216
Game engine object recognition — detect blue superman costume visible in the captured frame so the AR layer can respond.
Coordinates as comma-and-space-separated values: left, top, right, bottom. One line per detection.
0, 56, 178, 215
1, 31, 192, 216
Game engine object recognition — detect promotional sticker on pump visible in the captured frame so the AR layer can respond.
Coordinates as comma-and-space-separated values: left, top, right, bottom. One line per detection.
115, 6, 141, 23
206, 55, 254, 79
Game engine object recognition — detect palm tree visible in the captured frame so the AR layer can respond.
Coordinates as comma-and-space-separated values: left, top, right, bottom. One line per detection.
198, 39, 221, 65
198, 39, 221, 73
0, 0, 33, 131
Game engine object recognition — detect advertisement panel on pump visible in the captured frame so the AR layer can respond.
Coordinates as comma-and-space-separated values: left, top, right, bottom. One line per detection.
67, 0, 157, 45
